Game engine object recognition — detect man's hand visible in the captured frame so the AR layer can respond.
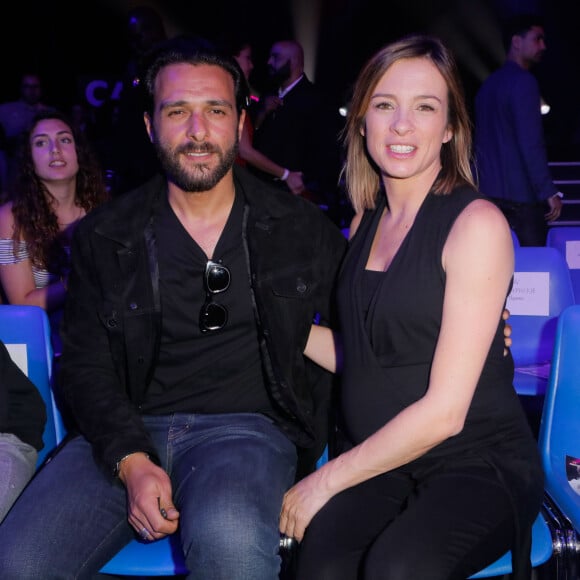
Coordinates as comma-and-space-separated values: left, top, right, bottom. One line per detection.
118, 452, 180, 541
545, 195, 563, 222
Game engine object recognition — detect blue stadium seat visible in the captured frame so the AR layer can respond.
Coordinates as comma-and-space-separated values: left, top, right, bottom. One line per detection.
468, 510, 559, 578
99, 533, 188, 576
506, 246, 575, 396
539, 304, 580, 553
546, 226, 580, 303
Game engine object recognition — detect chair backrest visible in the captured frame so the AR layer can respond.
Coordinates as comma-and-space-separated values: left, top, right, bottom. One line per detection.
510, 228, 520, 248
546, 226, 580, 303
0, 304, 63, 466
538, 304, 580, 532
506, 246, 575, 367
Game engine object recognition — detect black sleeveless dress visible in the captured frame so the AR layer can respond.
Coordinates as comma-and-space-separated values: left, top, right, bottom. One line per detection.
336, 185, 544, 579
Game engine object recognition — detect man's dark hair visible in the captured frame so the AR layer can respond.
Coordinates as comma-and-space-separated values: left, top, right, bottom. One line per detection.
140, 34, 249, 117
502, 13, 545, 52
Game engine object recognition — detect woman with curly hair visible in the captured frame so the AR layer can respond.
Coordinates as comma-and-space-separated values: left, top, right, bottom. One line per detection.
0, 109, 109, 348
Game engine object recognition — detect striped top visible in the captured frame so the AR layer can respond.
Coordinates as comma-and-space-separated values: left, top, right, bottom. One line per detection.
0, 238, 56, 288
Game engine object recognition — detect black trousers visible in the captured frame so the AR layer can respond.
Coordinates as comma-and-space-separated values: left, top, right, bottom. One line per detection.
295, 458, 534, 580
490, 198, 549, 247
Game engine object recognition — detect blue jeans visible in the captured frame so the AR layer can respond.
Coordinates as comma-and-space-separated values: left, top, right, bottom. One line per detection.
0, 412, 297, 579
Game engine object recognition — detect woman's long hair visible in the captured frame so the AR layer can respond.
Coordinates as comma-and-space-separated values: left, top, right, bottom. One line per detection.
11, 109, 109, 272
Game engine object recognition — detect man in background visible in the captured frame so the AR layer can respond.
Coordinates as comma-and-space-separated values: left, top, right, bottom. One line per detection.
474, 13, 563, 246
251, 40, 343, 210
105, 4, 168, 195
0, 72, 52, 192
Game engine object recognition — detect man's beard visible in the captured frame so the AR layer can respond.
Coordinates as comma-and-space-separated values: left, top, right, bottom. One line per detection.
267, 60, 291, 87
154, 137, 239, 192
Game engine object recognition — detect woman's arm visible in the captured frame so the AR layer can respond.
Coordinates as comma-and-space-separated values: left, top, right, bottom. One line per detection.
281, 199, 514, 540
0, 261, 67, 311
0, 202, 66, 312
303, 325, 340, 373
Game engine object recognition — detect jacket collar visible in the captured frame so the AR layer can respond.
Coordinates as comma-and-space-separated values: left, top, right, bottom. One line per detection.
92, 166, 298, 246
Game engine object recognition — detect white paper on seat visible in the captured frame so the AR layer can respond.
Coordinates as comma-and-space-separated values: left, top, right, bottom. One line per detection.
506, 272, 549, 316
5, 343, 28, 376
565, 240, 580, 270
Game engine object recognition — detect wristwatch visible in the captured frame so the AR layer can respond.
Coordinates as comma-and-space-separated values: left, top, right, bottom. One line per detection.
554, 191, 564, 199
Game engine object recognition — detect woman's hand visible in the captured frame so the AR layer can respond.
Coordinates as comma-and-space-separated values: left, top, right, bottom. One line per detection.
279, 468, 332, 542
502, 308, 512, 356
286, 170, 305, 195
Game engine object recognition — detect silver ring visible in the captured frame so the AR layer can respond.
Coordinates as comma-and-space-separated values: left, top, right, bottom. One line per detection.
279, 535, 295, 550
139, 527, 150, 540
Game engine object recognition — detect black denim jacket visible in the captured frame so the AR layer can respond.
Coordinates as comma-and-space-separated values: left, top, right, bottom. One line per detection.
58, 166, 346, 480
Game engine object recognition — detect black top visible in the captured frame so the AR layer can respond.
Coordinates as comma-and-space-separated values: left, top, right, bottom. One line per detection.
0, 339, 46, 451
144, 189, 271, 415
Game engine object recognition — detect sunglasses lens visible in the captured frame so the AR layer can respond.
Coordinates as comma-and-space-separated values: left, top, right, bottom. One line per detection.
200, 302, 228, 332
200, 261, 230, 332
206, 263, 230, 293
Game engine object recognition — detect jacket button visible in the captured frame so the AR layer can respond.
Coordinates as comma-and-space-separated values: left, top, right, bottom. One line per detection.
129, 302, 138, 310
296, 279, 307, 293
107, 318, 117, 328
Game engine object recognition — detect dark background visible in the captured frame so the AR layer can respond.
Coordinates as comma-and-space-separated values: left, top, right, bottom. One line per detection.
3, 0, 580, 160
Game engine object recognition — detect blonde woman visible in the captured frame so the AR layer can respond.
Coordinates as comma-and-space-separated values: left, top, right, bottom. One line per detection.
281, 34, 543, 580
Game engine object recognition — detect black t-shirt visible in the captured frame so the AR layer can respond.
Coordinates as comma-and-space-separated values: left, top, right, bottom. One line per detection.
142, 190, 272, 415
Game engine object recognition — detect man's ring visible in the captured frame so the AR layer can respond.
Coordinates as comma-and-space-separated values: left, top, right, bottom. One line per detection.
139, 527, 150, 540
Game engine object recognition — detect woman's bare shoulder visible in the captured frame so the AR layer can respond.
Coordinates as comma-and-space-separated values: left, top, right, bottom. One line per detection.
0, 201, 15, 237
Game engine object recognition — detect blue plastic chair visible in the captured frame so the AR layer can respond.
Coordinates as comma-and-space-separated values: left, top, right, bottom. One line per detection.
467, 312, 580, 579
468, 510, 559, 578
506, 246, 575, 396
546, 226, 580, 303
99, 533, 188, 576
539, 304, 580, 542
0, 304, 62, 466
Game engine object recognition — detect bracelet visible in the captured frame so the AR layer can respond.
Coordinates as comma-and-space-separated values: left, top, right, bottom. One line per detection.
114, 452, 149, 477
280, 168, 290, 181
